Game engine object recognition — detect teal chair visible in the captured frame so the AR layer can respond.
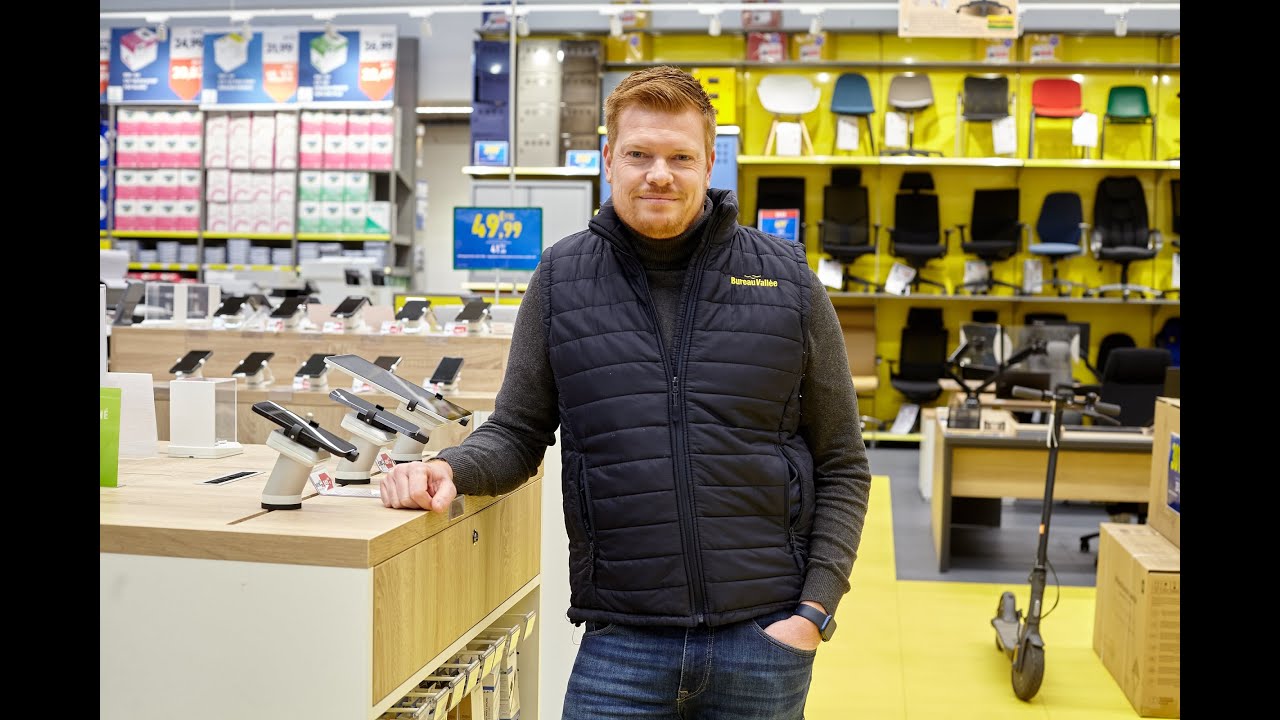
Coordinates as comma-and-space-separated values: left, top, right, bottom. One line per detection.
1099, 85, 1156, 160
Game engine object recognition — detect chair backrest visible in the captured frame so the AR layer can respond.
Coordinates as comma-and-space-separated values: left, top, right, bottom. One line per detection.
1095, 332, 1137, 378
756, 176, 806, 230
1031, 78, 1082, 114
1099, 347, 1172, 426
1035, 191, 1084, 246
907, 306, 944, 329
1093, 176, 1151, 249
1170, 179, 1181, 236
962, 75, 1010, 119
969, 188, 1021, 245
831, 167, 861, 188
1106, 85, 1151, 120
757, 75, 821, 115
895, 191, 940, 245
887, 73, 934, 110
831, 72, 875, 115
898, 325, 949, 382
821, 185, 872, 255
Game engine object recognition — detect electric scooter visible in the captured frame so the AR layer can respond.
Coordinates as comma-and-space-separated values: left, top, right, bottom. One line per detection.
991, 385, 1121, 701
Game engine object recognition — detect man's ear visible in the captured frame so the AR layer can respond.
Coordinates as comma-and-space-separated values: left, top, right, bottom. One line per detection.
706, 146, 716, 188
602, 141, 613, 184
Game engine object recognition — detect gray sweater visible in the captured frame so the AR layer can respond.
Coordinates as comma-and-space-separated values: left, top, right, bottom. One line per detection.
437, 201, 872, 616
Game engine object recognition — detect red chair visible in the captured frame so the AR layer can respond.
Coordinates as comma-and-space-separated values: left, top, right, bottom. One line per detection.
1028, 78, 1087, 159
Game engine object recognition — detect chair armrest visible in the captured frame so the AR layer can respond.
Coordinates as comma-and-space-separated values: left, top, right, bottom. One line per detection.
1017, 222, 1029, 252
942, 228, 952, 252
1090, 228, 1103, 256
886, 226, 897, 254
952, 223, 968, 245
1076, 221, 1091, 249
872, 223, 882, 249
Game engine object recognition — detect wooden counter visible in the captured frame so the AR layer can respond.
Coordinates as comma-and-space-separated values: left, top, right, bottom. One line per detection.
100, 443, 542, 720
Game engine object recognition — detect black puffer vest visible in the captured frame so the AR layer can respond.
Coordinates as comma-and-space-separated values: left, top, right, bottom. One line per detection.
544, 189, 815, 628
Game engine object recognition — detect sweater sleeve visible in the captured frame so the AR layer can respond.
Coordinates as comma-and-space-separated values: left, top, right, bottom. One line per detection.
434, 264, 559, 496
797, 270, 873, 616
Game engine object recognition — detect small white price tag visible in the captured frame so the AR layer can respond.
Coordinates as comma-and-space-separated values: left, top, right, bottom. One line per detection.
350, 377, 374, 394
444, 321, 469, 336
992, 115, 1017, 155
1072, 112, 1099, 148
201, 88, 217, 104
818, 258, 846, 290
1022, 259, 1044, 294
309, 469, 380, 497
883, 262, 916, 296
266, 318, 285, 333
374, 451, 395, 474
775, 122, 802, 157
322, 319, 345, 334
380, 320, 403, 335
1171, 252, 1180, 289
293, 375, 312, 391
836, 116, 860, 151
211, 316, 227, 330
107, 86, 124, 102
963, 260, 990, 289
884, 112, 908, 149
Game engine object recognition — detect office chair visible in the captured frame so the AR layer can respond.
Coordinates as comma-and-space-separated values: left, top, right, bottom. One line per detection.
1099, 85, 1157, 161
1085, 176, 1163, 300
1078, 347, 1172, 552
955, 1, 1013, 16
819, 183, 881, 291
755, 176, 807, 235
831, 72, 876, 155
887, 172, 949, 294
955, 75, 1013, 157
888, 308, 949, 429
1028, 192, 1089, 297
956, 188, 1025, 295
1028, 78, 1086, 159
882, 73, 942, 157
757, 75, 821, 155
1162, 179, 1180, 298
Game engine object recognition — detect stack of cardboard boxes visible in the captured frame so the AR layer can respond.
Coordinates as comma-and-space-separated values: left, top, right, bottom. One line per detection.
1094, 396, 1180, 717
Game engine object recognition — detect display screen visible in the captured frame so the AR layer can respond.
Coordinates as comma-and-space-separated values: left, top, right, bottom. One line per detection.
430, 357, 465, 385
454, 299, 491, 322
296, 353, 334, 377
231, 351, 275, 377
374, 355, 402, 372
213, 296, 249, 317
395, 299, 431, 321
170, 350, 212, 374
453, 207, 542, 270
270, 296, 307, 318
251, 401, 359, 460
331, 295, 369, 318
324, 354, 473, 424
328, 389, 429, 443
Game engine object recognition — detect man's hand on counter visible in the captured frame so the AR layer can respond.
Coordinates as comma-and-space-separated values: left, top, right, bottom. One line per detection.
381, 459, 457, 513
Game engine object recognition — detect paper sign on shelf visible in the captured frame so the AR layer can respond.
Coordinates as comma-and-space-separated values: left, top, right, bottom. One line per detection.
202, 28, 299, 105
836, 116, 860, 151
322, 319, 345, 333
817, 258, 845, 290
108, 26, 204, 104
309, 469, 381, 497
1022, 259, 1044, 294
292, 375, 312, 391
884, 262, 916, 296
298, 27, 397, 104
774, 122, 802, 157
963, 260, 989, 289
1171, 253, 1180, 289
889, 403, 920, 435
380, 320, 403, 335
266, 318, 286, 333
992, 116, 1017, 156
351, 376, 375, 394
101, 387, 123, 488
884, 112, 908, 149
1072, 112, 1099, 148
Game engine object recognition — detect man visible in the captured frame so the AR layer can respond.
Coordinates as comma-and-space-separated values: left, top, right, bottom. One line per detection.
381, 66, 872, 720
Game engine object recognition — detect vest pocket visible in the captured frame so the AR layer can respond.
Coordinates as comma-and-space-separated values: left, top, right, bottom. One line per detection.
780, 448, 806, 573
577, 458, 597, 580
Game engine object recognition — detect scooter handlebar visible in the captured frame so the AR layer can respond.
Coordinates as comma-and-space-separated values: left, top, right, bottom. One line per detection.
1092, 400, 1121, 417
1010, 385, 1047, 401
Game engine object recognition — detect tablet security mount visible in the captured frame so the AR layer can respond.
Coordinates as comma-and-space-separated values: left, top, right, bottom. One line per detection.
231, 351, 275, 389
252, 401, 360, 510
328, 388, 430, 485
943, 337, 1047, 429
324, 354, 473, 463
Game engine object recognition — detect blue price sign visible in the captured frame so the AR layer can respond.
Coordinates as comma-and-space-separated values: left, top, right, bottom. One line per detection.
453, 207, 542, 270
565, 150, 600, 171
758, 209, 800, 243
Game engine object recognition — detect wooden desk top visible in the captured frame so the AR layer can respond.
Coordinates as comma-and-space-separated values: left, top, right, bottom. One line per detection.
151, 381, 499, 414
100, 443, 542, 569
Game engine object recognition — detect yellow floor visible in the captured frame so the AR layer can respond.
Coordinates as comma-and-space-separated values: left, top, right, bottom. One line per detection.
806, 476, 1140, 719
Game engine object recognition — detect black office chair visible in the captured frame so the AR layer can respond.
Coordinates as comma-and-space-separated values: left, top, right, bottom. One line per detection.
1082, 331, 1136, 385
955, 188, 1025, 296
1078, 346, 1171, 552
756, 176, 807, 234
1085, 176, 1162, 300
887, 172, 949, 294
1162, 179, 1180, 299
820, 184, 881, 292
955, 75, 1013, 157
888, 308, 949, 430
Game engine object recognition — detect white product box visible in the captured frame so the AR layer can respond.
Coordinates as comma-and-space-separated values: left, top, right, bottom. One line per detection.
116, 136, 139, 167
178, 201, 200, 231
323, 135, 348, 169
346, 112, 370, 135
298, 171, 324, 201
227, 112, 252, 140
214, 32, 250, 73
155, 169, 180, 200
156, 202, 179, 232
299, 111, 324, 136
274, 112, 299, 169
115, 170, 139, 200
343, 172, 370, 202
299, 133, 324, 169
179, 169, 202, 200
345, 134, 370, 170
273, 201, 295, 234
273, 171, 296, 204
322, 172, 347, 201
251, 173, 273, 203
206, 169, 230, 202
136, 201, 158, 231
205, 113, 228, 144
173, 110, 200, 135
369, 111, 394, 136
369, 135, 394, 170
252, 203, 273, 234
114, 200, 137, 230
309, 33, 349, 75
157, 136, 181, 167
319, 201, 345, 233
151, 111, 175, 136
120, 28, 159, 72
116, 108, 144, 136
298, 201, 322, 233
228, 171, 252, 203
365, 201, 391, 234
250, 113, 276, 169
206, 202, 230, 232
137, 136, 159, 167
324, 111, 348, 137
230, 203, 254, 233
136, 170, 158, 200
342, 202, 367, 234
228, 137, 251, 169
179, 136, 202, 167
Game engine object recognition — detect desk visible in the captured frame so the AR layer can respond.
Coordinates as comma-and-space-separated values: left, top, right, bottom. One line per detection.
929, 412, 1152, 571
101, 443, 542, 719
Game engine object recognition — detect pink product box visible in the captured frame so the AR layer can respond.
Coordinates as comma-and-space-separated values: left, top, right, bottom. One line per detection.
135, 201, 158, 230
273, 172, 296, 204
150, 111, 174, 137
115, 170, 137, 200
228, 137, 251, 169
135, 171, 158, 200
299, 111, 324, 136
345, 135, 370, 170
156, 136, 181, 168
369, 111, 394, 136
137, 136, 160, 167
116, 137, 138, 168
323, 111, 348, 137
174, 111, 202, 136
273, 202, 295, 234
155, 170, 180, 200
369, 136, 395, 171
299, 134, 324, 169
323, 135, 348, 169
154, 203, 177, 232
114, 200, 136, 230
178, 201, 200, 231
346, 113, 370, 137
275, 114, 299, 169
178, 137, 202, 168
206, 202, 229, 232
116, 110, 142, 137
205, 114, 228, 144
206, 169, 230, 202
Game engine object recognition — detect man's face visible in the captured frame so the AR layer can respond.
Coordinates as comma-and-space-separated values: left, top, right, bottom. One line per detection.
603, 106, 715, 240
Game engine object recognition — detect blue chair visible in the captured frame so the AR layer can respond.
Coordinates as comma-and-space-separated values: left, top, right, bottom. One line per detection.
831, 72, 876, 155
1028, 192, 1089, 297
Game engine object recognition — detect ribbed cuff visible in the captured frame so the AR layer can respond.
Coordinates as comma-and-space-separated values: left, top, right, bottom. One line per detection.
433, 448, 484, 497
802, 565, 851, 616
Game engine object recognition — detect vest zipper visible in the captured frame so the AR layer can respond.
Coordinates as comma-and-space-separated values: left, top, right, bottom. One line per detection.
578, 458, 596, 581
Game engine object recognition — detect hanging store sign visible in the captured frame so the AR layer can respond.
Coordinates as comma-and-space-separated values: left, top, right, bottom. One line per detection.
898, 0, 1019, 39
106, 26, 203, 104
201, 28, 299, 105
298, 27, 397, 105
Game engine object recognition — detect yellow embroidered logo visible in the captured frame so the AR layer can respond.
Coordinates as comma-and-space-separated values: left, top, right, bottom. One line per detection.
729, 274, 779, 288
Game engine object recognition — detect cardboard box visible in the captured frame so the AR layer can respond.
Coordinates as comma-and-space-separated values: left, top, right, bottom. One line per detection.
310, 33, 349, 75
120, 28, 159, 72
791, 32, 831, 62
1148, 397, 1180, 547
1094, 523, 1180, 718
606, 32, 651, 64
747, 32, 787, 63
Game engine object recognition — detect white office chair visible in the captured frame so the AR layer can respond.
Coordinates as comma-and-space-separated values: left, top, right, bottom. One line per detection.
757, 75, 821, 156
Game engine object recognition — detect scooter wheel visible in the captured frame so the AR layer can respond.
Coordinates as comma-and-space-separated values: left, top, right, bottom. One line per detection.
1012, 644, 1045, 701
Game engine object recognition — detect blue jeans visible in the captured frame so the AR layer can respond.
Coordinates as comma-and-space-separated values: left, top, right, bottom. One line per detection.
562, 609, 816, 720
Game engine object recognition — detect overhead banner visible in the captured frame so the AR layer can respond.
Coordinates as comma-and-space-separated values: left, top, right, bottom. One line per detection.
201, 28, 299, 105
106, 26, 203, 104
101, 29, 111, 101
298, 27, 397, 105
898, 0, 1019, 39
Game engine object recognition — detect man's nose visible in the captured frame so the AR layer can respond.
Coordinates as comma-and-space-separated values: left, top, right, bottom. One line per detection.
646, 159, 673, 186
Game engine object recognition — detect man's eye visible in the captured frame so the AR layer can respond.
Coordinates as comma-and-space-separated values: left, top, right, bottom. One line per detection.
628, 151, 646, 158
675, 155, 693, 162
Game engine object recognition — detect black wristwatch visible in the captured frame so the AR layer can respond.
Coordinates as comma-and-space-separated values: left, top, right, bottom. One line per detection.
794, 604, 837, 642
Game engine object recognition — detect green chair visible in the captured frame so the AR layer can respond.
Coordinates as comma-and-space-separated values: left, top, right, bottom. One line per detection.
1099, 85, 1156, 160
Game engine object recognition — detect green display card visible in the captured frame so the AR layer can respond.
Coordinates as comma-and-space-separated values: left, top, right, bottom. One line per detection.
101, 386, 122, 488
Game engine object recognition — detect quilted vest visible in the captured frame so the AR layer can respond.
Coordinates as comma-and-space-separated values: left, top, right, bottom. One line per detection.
545, 189, 815, 628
